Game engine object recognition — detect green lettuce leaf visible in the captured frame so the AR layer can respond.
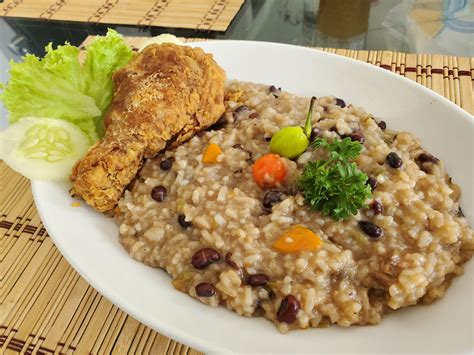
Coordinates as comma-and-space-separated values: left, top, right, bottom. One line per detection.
0, 29, 132, 143
43, 43, 85, 93
83, 29, 133, 113
82, 29, 132, 137
1, 50, 101, 142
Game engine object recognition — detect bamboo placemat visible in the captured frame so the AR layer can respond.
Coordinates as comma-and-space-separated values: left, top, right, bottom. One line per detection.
1, 37, 473, 354
0, 0, 245, 31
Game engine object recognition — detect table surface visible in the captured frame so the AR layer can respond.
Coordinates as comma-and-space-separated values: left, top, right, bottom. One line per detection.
0, 1, 473, 354
1, 0, 473, 124
1, 0, 473, 56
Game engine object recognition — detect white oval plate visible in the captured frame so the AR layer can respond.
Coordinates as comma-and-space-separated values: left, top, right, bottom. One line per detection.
32, 41, 474, 354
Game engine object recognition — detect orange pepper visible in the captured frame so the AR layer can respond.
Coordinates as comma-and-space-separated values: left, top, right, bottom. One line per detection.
203, 143, 222, 164
252, 153, 287, 188
273, 225, 322, 253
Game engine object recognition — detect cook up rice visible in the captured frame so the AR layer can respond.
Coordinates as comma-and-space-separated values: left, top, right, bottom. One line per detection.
116, 81, 473, 332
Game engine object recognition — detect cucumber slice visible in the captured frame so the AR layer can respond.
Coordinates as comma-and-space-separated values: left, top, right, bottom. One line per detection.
0, 117, 90, 181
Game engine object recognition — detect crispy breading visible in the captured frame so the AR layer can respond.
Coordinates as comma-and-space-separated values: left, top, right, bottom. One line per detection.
70, 44, 226, 211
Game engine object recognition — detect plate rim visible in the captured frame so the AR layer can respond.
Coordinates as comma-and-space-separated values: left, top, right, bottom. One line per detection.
31, 39, 474, 354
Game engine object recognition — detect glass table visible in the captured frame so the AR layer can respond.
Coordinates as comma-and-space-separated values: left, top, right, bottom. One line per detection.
1, 0, 472, 125
1, 0, 473, 58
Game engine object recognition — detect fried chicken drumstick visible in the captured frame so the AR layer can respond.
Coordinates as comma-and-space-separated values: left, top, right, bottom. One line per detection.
70, 44, 226, 211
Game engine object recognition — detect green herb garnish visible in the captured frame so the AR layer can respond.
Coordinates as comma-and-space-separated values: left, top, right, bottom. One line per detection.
298, 137, 371, 220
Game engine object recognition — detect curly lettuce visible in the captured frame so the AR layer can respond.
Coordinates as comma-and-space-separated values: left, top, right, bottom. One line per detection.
0, 29, 132, 143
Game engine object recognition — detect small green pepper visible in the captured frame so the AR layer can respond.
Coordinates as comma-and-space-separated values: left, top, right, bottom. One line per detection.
269, 96, 316, 159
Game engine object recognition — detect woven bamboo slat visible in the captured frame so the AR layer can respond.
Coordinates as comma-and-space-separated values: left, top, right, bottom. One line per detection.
0, 36, 473, 354
0, 0, 245, 32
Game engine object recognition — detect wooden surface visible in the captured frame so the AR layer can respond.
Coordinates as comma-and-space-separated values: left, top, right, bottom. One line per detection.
0, 37, 473, 354
0, 0, 245, 31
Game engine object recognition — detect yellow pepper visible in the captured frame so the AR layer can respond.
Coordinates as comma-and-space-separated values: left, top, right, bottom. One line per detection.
202, 143, 222, 164
273, 225, 322, 253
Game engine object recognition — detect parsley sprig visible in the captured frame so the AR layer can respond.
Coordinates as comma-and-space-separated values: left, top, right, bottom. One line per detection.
298, 137, 372, 220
